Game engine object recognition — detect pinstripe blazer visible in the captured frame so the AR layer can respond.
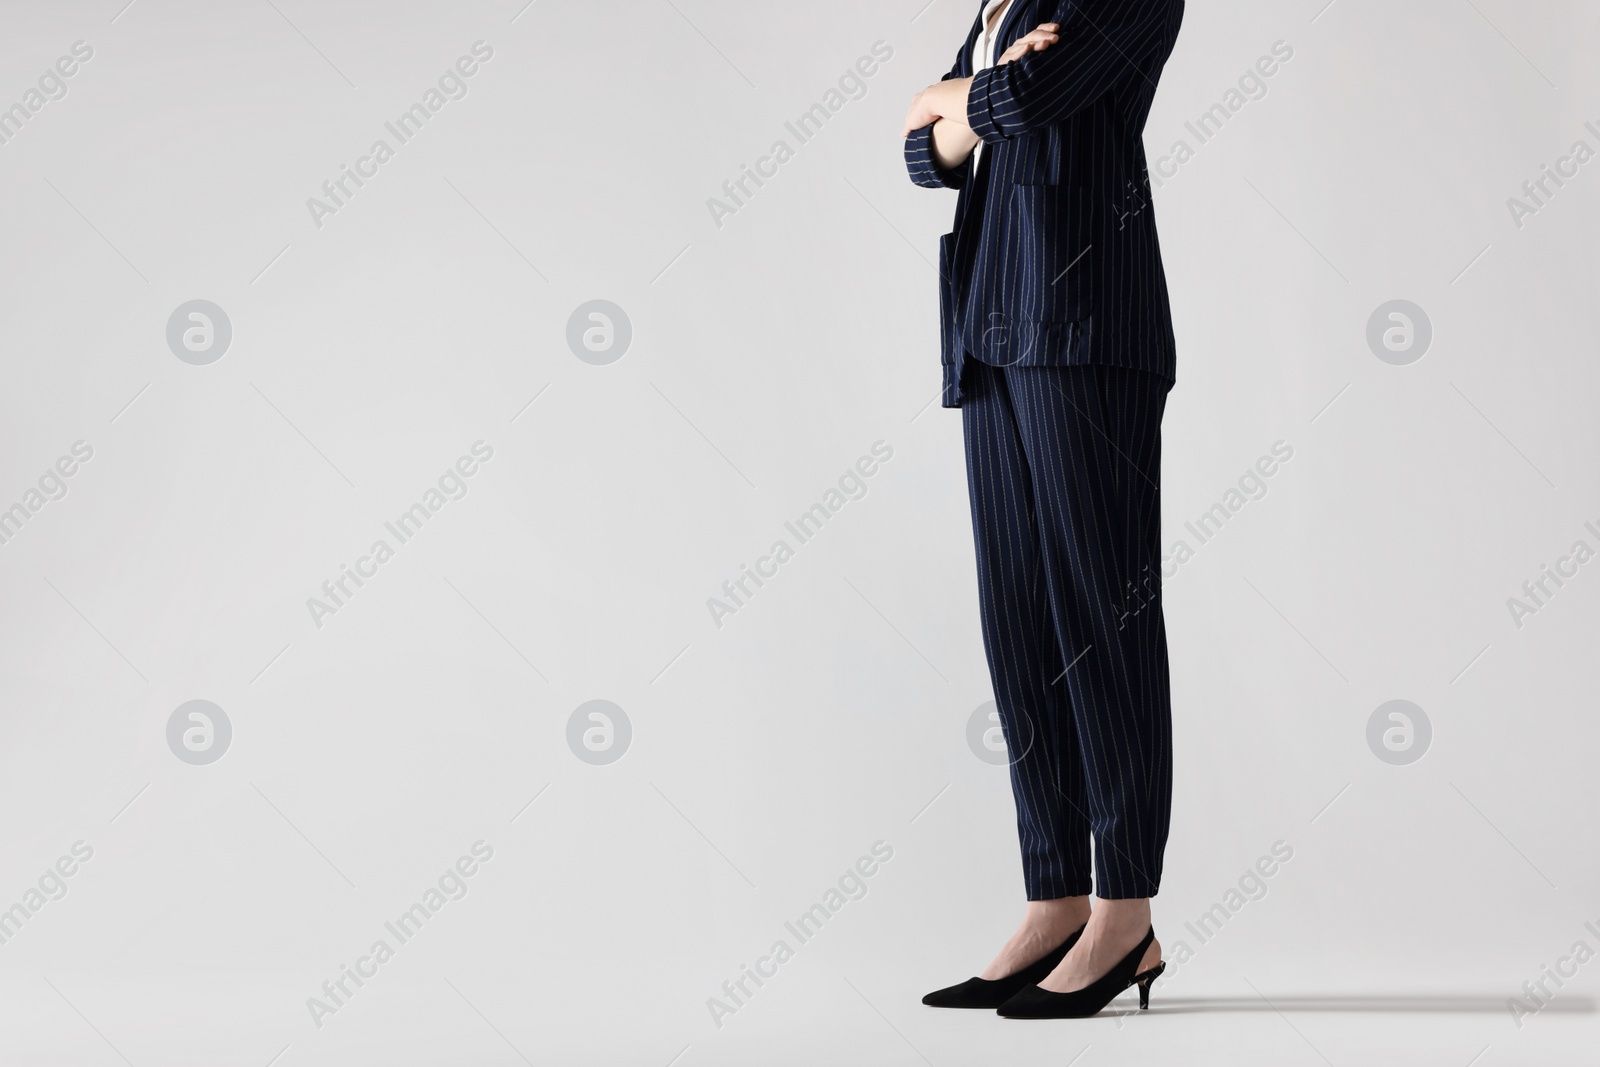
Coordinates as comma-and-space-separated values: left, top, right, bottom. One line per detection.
905, 0, 1185, 408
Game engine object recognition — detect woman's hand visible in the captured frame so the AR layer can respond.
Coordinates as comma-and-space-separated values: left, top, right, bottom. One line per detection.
996, 23, 1060, 65
901, 77, 971, 138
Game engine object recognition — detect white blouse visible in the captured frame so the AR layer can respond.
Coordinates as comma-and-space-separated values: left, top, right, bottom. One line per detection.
970, 0, 1014, 172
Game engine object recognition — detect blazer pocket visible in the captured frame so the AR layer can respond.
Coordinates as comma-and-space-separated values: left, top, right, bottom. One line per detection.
1006, 184, 1095, 324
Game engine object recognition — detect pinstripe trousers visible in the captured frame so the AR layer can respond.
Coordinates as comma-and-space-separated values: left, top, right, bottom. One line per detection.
962, 358, 1172, 901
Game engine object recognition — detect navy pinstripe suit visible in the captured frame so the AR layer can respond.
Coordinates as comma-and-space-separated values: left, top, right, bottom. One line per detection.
905, 0, 1184, 899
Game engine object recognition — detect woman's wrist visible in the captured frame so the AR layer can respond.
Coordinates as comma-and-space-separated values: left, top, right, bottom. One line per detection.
931, 117, 980, 172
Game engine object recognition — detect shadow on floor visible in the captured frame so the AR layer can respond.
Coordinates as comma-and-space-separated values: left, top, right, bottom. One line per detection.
1141, 994, 1597, 1016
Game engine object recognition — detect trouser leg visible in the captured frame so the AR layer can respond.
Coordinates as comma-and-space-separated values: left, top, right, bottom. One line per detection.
961, 360, 1093, 900
1002, 363, 1172, 900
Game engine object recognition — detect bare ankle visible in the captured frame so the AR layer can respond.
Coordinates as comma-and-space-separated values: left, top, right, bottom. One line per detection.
1087, 897, 1150, 932
1026, 896, 1091, 930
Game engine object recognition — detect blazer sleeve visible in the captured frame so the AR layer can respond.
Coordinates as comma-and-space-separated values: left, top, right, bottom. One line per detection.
904, 50, 971, 190
966, 0, 1173, 142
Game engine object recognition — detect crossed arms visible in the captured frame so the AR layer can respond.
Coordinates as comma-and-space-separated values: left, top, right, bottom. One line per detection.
901, 0, 1175, 182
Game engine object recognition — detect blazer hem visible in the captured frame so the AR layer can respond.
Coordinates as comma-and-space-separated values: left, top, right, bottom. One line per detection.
941, 345, 1177, 409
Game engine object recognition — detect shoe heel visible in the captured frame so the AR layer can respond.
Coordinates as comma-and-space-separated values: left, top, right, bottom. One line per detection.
1136, 962, 1165, 1010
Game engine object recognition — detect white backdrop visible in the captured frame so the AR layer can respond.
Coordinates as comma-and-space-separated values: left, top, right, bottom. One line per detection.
1, 1, 1596, 1064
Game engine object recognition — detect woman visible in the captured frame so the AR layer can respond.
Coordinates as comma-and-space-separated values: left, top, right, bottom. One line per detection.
901, 0, 1186, 1019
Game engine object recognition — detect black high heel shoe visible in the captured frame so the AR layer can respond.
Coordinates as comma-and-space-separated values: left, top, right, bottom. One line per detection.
922, 923, 1087, 1009
996, 926, 1163, 1019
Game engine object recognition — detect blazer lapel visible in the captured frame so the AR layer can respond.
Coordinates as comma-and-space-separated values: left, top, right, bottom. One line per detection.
956, 4, 983, 77
956, 0, 1040, 79
993, 0, 1037, 59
